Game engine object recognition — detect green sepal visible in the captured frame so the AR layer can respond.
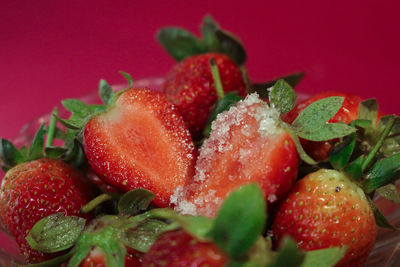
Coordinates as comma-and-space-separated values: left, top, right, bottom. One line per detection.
24, 249, 76, 267
376, 184, 400, 204
61, 99, 89, 114
103, 240, 126, 267
148, 208, 214, 241
329, 133, 356, 170
0, 138, 26, 168
266, 237, 305, 267
63, 139, 86, 168
203, 92, 243, 137
119, 71, 134, 88
118, 188, 155, 215
282, 123, 317, 165
362, 153, 400, 193
379, 115, 400, 157
343, 155, 364, 181
201, 14, 220, 51
367, 197, 397, 230
66, 245, 90, 267
215, 29, 247, 66
358, 98, 379, 126
268, 79, 297, 114
250, 72, 304, 98
45, 146, 68, 159
301, 246, 346, 267
352, 119, 373, 129
157, 27, 207, 61
26, 213, 86, 253
28, 123, 46, 160
229, 237, 273, 267
121, 218, 169, 253
99, 79, 114, 106
292, 97, 356, 141
211, 183, 266, 259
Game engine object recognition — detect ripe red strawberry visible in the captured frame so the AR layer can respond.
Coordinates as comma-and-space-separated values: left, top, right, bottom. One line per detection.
163, 53, 247, 139
172, 93, 298, 217
78, 247, 141, 267
141, 230, 228, 267
272, 169, 377, 267
0, 158, 91, 263
82, 88, 197, 207
282, 91, 363, 161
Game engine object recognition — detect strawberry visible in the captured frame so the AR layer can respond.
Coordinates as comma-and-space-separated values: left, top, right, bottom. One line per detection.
0, 158, 90, 263
162, 53, 246, 139
272, 169, 376, 267
78, 247, 141, 267
60, 79, 197, 208
141, 230, 228, 267
282, 91, 363, 161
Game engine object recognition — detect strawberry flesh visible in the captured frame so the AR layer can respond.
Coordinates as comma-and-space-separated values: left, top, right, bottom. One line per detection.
84, 88, 197, 207
172, 94, 298, 217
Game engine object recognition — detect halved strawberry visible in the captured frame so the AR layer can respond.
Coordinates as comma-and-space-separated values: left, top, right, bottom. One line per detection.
59, 78, 197, 208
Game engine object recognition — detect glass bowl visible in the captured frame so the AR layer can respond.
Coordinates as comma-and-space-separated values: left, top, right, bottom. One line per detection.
0, 78, 399, 266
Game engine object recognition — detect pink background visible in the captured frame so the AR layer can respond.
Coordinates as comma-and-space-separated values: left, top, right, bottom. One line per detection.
1, 0, 399, 140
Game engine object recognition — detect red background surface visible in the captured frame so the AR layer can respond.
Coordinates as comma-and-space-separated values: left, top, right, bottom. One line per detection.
0, 0, 399, 258
1, 0, 400, 140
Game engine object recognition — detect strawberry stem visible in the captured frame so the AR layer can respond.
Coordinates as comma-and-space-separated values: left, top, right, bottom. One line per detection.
209, 58, 224, 100
361, 117, 395, 172
46, 108, 58, 147
80, 193, 119, 214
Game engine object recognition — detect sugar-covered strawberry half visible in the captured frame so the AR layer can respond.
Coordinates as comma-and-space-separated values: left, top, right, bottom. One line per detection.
60, 77, 197, 207
162, 53, 246, 139
172, 80, 357, 217
282, 91, 367, 161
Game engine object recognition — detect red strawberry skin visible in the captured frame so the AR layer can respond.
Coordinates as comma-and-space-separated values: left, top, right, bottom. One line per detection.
163, 53, 247, 139
173, 94, 298, 217
141, 230, 228, 267
272, 169, 376, 267
0, 159, 91, 263
282, 91, 363, 161
84, 88, 197, 207
78, 247, 141, 267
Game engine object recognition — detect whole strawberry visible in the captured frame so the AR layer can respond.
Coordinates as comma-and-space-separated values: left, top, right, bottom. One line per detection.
272, 169, 376, 267
163, 53, 246, 139
0, 158, 90, 263
141, 230, 228, 267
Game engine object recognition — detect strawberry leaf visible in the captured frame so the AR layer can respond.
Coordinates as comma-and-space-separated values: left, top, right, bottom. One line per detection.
363, 153, 400, 193
367, 197, 397, 230
122, 218, 168, 252
203, 92, 243, 137
0, 138, 26, 168
329, 133, 356, 170
268, 79, 297, 114
201, 15, 220, 51
44, 146, 68, 159
26, 213, 86, 253
266, 237, 304, 267
157, 27, 207, 61
358, 98, 378, 126
376, 184, 400, 204
301, 247, 346, 267
251, 72, 304, 98
148, 208, 214, 241
211, 183, 266, 259
62, 99, 89, 114
344, 155, 364, 181
99, 79, 114, 106
28, 123, 46, 160
118, 188, 155, 215
215, 29, 247, 66
292, 97, 356, 141
119, 71, 134, 88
